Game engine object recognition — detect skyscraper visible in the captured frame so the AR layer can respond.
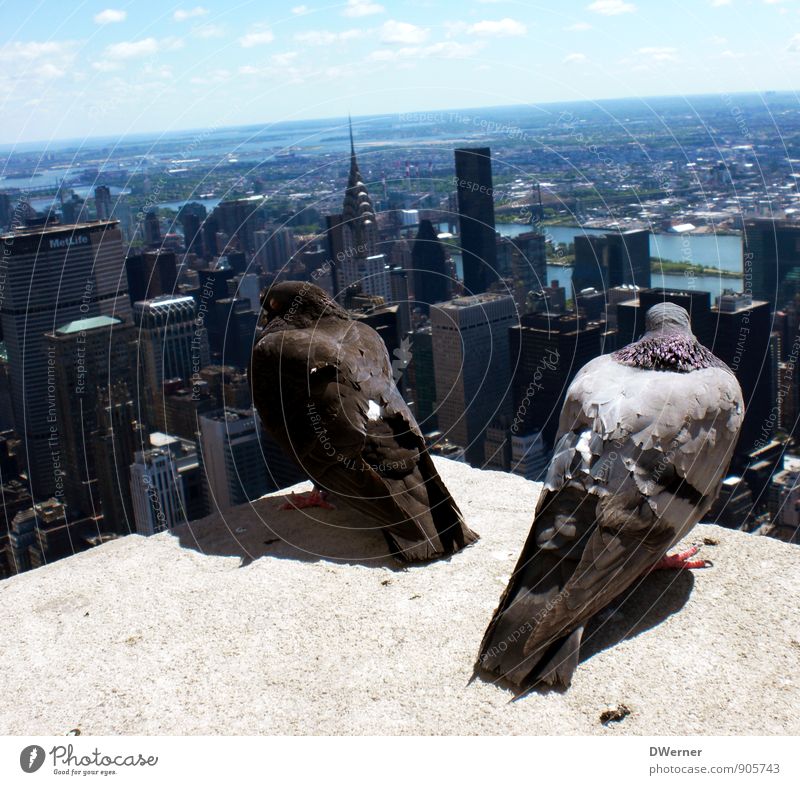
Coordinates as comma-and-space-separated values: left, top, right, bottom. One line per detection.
430, 293, 516, 465
133, 295, 209, 429
744, 218, 800, 311
496, 231, 547, 312
509, 311, 604, 448
454, 147, 498, 295
130, 432, 204, 535
199, 408, 271, 510
572, 230, 651, 295
94, 186, 112, 221
330, 119, 388, 300
710, 291, 773, 464
43, 315, 135, 520
411, 219, 450, 312
0, 220, 131, 499
143, 210, 161, 246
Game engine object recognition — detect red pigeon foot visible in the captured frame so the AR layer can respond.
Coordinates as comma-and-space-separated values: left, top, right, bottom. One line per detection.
651, 545, 711, 571
279, 489, 336, 511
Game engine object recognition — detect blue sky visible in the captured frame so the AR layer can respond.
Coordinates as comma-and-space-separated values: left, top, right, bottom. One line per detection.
1, 0, 799, 144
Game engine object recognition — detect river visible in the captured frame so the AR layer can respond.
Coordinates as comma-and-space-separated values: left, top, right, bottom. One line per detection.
494, 223, 744, 301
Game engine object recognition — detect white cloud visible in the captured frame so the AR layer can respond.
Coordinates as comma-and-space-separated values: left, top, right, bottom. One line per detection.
239, 29, 275, 47
92, 60, 122, 72
563, 52, 588, 63
342, 0, 384, 17
565, 22, 592, 31
104, 37, 159, 59
192, 24, 225, 39
272, 51, 298, 66
0, 40, 78, 80
292, 4, 309, 13
381, 20, 430, 44
710, 0, 731, 6
101, 36, 183, 61
174, 7, 208, 22
587, 0, 636, 15
294, 28, 364, 45
788, 32, 800, 51
425, 40, 478, 58
636, 45, 679, 62
467, 18, 527, 36
368, 40, 481, 62
94, 9, 126, 24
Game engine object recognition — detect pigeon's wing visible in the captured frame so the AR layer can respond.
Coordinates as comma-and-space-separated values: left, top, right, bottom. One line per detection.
252, 320, 476, 561
478, 354, 743, 687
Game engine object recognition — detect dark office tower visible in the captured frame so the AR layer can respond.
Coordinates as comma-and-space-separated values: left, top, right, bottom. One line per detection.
510, 312, 603, 449
94, 383, 140, 534
0, 192, 11, 229
0, 344, 13, 430
124, 250, 178, 304
61, 195, 88, 224
254, 227, 296, 274
710, 292, 773, 463
412, 219, 450, 312
181, 212, 203, 256
389, 266, 412, 337
133, 295, 209, 429
43, 316, 136, 520
210, 297, 257, 369
325, 213, 345, 296
202, 216, 219, 258
431, 293, 516, 465
744, 218, 800, 311
454, 147, 498, 295
212, 196, 269, 254
496, 231, 547, 312
144, 210, 161, 246
198, 264, 236, 302
572, 230, 651, 294
94, 185, 112, 220
0, 221, 131, 499
406, 325, 437, 431
146, 249, 178, 296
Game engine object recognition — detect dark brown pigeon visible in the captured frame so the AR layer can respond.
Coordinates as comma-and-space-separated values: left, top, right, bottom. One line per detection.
250, 280, 479, 563
476, 303, 744, 689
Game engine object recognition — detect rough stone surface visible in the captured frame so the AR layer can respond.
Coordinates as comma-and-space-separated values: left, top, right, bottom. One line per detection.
1, 459, 798, 735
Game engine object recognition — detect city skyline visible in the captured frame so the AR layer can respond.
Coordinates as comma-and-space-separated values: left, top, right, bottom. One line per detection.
2, 0, 800, 145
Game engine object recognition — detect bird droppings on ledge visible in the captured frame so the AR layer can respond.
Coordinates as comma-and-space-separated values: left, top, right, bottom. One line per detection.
0, 459, 798, 736
600, 704, 632, 725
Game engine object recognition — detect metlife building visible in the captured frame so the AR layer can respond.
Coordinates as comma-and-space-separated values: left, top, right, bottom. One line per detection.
0, 220, 131, 499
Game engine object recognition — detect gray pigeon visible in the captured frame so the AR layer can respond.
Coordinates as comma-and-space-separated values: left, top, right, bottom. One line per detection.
477, 302, 744, 689
250, 280, 479, 563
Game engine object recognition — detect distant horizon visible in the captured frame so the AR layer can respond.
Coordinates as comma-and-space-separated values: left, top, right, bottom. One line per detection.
3, 0, 800, 150
0, 88, 794, 155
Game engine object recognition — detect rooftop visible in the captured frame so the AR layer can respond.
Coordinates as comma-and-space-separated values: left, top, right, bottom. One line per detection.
0, 459, 798, 735
54, 315, 121, 335
0, 219, 118, 239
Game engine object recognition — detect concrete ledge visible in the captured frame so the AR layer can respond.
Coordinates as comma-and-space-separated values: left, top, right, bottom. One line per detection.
1, 459, 798, 735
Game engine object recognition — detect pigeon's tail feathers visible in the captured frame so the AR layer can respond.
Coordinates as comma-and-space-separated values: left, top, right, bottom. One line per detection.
416, 450, 479, 555
536, 625, 584, 688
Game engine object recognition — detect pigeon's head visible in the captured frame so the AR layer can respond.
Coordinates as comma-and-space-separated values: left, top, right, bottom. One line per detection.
644, 302, 693, 336
259, 280, 348, 328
